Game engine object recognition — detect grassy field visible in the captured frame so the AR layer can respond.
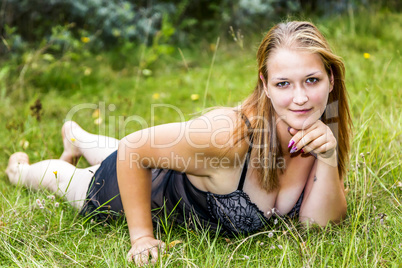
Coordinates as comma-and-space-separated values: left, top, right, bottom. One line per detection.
0, 9, 401, 267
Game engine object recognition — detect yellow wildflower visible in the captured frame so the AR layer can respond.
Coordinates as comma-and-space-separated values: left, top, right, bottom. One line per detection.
191, 94, 200, 101
81, 37, 90, 43
152, 93, 160, 100
363, 53, 370, 59
70, 138, 76, 142
53, 171, 58, 176
92, 109, 100, 118
168, 240, 182, 249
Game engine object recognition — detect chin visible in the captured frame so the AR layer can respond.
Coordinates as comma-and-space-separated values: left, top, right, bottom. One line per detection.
288, 118, 318, 130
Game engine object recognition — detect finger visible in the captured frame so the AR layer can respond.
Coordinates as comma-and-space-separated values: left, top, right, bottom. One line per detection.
134, 251, 149, 267
313, 141, 336, 157
150, 247, 159, 264
134, 253, 142, 266
160, 242, 166, 252
288, 124, 318, 150
127, 251, 134, 262
304, 126, 336, 154
295, 131, 326, 153
140, 252, 149, 265
289, 128, 320, 153
301, 134, 327, 154
287, 127, 298, 136
290, 120, 330, 153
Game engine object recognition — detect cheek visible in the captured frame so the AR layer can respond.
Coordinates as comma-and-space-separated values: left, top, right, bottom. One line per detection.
309, 90, 329, 106
269, 91, 293, 108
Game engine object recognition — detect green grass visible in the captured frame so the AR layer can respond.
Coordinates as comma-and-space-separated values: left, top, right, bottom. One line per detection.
1, 9, 401, 267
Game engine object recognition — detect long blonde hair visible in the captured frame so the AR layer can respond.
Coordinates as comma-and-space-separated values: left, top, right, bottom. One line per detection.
237, 21, 352, 192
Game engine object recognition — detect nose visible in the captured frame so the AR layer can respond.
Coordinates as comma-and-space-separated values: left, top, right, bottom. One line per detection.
293, 86, 308, 105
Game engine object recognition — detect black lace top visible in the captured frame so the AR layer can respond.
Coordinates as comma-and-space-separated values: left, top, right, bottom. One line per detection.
150, 115, 304, 234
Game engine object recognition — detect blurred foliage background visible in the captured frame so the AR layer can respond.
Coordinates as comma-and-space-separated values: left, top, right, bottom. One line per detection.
1, 0, 400, 52
0, 0, 400, 98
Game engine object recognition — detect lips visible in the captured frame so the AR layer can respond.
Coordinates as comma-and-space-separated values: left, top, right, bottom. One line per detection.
290, 108, 313, 114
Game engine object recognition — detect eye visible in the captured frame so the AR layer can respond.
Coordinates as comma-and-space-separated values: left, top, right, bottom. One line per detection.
276, 81, 289, 88
306, 77, 319, 84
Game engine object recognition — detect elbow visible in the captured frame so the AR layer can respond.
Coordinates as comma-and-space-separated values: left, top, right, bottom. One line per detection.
323, 198, 347, 226
336, 199, 347, 224
300, 199, 347, 228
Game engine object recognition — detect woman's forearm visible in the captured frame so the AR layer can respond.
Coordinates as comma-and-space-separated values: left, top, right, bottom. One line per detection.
300, 153, 347, 226
116, 140, 154, 244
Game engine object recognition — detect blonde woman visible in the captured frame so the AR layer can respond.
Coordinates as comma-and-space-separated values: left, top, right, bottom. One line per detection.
6, 21, 352, 266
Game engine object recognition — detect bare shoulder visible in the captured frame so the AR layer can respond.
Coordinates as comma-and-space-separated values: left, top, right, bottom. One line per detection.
186, 108, 241, 149
119, 107, 247, 175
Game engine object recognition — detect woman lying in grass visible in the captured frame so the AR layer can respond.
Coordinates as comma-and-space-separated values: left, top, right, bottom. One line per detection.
6, 21, 352, 266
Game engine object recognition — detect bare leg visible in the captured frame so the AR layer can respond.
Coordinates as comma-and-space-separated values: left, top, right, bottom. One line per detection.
6, 152, 99, 209
60, 121, 119, 165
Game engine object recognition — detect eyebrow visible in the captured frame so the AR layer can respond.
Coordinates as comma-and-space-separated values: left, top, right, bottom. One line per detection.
306, 71, 322, 77
271, 71, 322, 81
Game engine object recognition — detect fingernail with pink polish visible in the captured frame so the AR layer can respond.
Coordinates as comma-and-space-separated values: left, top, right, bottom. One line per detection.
301, 148, 305, 153
288, 140, 294, 148
290, 147, 297, 154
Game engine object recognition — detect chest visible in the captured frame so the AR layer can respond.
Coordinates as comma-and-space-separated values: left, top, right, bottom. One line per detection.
244, 154, 315, 216
191, 153, 315, 217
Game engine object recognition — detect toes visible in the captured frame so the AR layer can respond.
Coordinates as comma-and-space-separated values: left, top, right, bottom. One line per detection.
61, 121, 82, 163
6, 152, 29, 182
9, 152, 30, 165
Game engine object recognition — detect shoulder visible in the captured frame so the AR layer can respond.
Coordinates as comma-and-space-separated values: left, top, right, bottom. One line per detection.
186, 108, 241, 148
119, 107, 248, 174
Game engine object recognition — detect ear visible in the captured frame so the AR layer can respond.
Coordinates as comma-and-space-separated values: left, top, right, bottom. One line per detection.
260, 72, 270, 98
329, 67, 334, 92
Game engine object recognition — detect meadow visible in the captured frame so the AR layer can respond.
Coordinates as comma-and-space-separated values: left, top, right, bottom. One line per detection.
0, 10, 401, 267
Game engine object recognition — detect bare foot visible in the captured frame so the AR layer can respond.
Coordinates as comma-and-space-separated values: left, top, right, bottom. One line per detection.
60, 121, 82, 165
6, 152, 29, 184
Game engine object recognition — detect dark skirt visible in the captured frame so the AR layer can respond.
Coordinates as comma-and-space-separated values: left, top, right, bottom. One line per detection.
80, 150, 124, 220
79, 150, 214, 227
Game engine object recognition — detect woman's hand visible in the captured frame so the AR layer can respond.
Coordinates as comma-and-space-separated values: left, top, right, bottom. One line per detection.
288, 120, 337, 165
127, 236, 165, 266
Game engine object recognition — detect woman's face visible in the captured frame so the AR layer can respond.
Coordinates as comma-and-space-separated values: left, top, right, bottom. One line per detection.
264, 48, 333, 130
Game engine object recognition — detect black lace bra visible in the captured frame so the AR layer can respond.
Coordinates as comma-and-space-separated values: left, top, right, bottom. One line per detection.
184, 115, 304, 234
